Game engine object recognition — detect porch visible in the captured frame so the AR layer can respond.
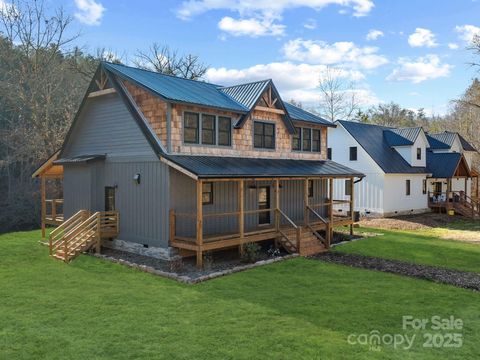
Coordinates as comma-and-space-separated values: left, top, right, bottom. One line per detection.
169, 177, 358, 268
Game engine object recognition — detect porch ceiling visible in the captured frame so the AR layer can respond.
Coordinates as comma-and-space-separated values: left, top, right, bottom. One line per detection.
164, 154, 365, 179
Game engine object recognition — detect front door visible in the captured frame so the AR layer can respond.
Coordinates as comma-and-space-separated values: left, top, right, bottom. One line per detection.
105, 186, 116, 211
258, 186, 271, 225
433, 182, 442, 194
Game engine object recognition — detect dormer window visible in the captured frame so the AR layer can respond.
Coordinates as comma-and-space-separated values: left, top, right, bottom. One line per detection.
254, 121, 275, 149
416, 147, 422, 160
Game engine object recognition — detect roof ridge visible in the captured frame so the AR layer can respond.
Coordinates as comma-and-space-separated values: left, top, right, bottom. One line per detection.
219, 79, 272, 89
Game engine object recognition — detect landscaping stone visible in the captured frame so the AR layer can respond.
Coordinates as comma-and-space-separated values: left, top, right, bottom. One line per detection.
313, 252, 480, 291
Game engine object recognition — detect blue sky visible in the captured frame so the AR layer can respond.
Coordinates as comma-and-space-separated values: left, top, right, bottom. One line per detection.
59, 0, 480, 115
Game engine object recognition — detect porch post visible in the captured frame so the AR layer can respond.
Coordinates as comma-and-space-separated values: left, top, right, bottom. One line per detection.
477, 176, 479, 199
465, 178, 468, 196
275, 179, 280, 230
328, 177, 334, 248
303, 178, 309, 226
196, 179, 203, 268
349, 177, 354, 236
41, 176, 46, 238
447, 178, 452, 210
238, 179, 244, 254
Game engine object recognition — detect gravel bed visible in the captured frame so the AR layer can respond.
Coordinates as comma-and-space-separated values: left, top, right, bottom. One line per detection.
96, 244, 291, 282
313, 252, 480, 291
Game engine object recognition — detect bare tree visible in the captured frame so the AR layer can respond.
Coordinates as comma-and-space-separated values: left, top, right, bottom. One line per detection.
318, 66, 360, 121
133, 43, 208, 80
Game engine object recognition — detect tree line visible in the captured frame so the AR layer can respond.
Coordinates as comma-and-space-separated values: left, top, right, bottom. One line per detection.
0, 0, 478, 233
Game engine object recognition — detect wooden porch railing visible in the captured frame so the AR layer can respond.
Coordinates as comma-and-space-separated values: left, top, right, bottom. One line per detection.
428, 191, 480, 218
276, 208, 301, 254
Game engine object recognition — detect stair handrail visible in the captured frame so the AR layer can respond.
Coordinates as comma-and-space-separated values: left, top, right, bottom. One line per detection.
275, 209, 300, 253
49, 210, 89, 255
306, 205, 328, 225
276, 208, 298, 229
50, 210, 88, 240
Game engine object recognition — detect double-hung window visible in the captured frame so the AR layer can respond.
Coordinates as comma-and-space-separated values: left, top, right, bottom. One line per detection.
292, 127, 301, 151
218, 116, 232, 146
254, 121, 275, 149
201, 114, 216, 145
184, 112, 199, 144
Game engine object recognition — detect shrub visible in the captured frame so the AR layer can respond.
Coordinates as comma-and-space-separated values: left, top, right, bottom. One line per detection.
241, 242, 260, 263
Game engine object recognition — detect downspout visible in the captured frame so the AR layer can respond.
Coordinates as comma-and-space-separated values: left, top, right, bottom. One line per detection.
354, 177, 364, 184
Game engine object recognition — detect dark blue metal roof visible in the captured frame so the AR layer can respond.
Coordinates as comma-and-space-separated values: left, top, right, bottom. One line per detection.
427, 132, 477, 152
337, 120, 428, 174
384, 127, 422, 146
426, 152, 462, 178
426, 134, 450, 150
219, 80, 270, 109
166, 155, 364, 179
284, 103, 335, 127
103, 63, 249, 112
458, 134, 477, 152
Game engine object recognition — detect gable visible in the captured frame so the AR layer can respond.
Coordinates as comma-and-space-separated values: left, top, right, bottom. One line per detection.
62, 93, 156, 158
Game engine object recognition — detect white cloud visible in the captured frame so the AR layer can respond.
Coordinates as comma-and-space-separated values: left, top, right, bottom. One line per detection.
282, 38, 388, 69
74, 0, 105, 26
303, 18, 317, 30
205, 62, 379, 108
218, 16, 285, 37
366, 29, 384, 41
408, 28, 438, 47
387, 55, 452, 83
455, 24, 480, 44
448, 43, 459, 50
177, 0, 373, 36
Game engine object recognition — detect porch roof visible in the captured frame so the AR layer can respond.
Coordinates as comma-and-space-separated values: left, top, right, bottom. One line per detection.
165, 155, 365, 179
426, 152, 471, 178
54, 154, 106, 165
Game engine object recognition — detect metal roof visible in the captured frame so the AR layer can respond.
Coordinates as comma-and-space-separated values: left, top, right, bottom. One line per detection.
458, 133, 477, 152
337, 120, 428, 174
103, 63, 248, 112
284, 103, 335, 127
384, 127, 422, 146
54, 154, 106, 164
426, 152, 462, 178
425, 134, 450, 150
219, 80, 270, 109
427, 131, 477, 152
165, 155, 365, 179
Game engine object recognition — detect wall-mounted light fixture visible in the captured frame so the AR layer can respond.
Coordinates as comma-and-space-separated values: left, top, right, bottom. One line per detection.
133, 173, 141, 185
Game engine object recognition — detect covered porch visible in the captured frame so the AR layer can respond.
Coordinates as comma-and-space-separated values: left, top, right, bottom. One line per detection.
31, 150, 64, 238
164, 155, 364, 268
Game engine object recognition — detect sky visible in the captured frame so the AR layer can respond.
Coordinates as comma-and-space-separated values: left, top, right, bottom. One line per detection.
52, 0, 480, 115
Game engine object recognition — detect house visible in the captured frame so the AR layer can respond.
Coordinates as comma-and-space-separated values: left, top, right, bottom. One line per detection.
328, 121, 479, 218
32, 62, 364, 267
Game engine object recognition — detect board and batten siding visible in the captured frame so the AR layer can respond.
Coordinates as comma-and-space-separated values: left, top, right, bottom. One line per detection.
62, 93, 157, 158
170, 169, 328, 238
61, 92, 170, 248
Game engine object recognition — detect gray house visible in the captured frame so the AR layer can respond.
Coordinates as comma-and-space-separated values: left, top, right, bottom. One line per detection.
34, 62, 364, 267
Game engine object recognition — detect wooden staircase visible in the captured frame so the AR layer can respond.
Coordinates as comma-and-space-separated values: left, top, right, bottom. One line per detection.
49, 210, 119, 262
453, 194, 480, 219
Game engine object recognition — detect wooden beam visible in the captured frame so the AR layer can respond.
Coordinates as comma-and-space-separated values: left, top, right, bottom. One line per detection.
160, 157, 198, 180
275, 179, 280, 232
303, 178, 309, 226
254, 106, 285, 115
328, 178, 334, 249
350, 177, 354, 236
88, 88, 116, 98
41, 176, 46, 239
238, 179, 244, 254
196, 180, 203, 268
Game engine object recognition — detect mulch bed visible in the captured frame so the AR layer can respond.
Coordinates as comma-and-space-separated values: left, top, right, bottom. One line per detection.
313, 252, 480, 291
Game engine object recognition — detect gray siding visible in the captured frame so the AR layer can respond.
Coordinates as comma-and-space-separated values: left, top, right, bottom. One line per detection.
62, 93, 156, 158
63, 163, 92, 218
170, 170, 328, 238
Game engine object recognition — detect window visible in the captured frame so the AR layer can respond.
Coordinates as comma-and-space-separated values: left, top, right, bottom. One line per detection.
416, 147, 422, 160
422, 179, 427, 194
308, 180, 314, 197
202, 182, 213, 205
104, 187, 115, 211
349, 146, 358, 161
345, 180, 352, 196
302, 128, 311, 151
312, 129, 321, 152
292, 127, 301, 151
254, 121, 275, 149
218, 116, 231, 146
327, 148, 332, 160
201, 114, 215, 145
184, 112, 199, 144
406, 180, 411, 196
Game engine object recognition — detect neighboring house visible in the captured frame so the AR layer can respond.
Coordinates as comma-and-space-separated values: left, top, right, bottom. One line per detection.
32, 62, 363, 267
328, 121, 479, 218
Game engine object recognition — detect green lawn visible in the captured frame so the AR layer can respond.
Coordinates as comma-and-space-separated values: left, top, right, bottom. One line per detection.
1, 230, 479, 359
334, 227, 480, 273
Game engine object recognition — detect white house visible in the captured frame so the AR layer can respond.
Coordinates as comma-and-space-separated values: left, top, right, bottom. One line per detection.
328, 121, 478, 218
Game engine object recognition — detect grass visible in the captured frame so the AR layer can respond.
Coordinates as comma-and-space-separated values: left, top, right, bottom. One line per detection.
334, 226, 480, 273
1, 230, 479, 359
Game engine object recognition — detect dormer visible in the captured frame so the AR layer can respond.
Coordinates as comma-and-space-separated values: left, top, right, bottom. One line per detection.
427, 131, 478, 168
383, 127, 428, 167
